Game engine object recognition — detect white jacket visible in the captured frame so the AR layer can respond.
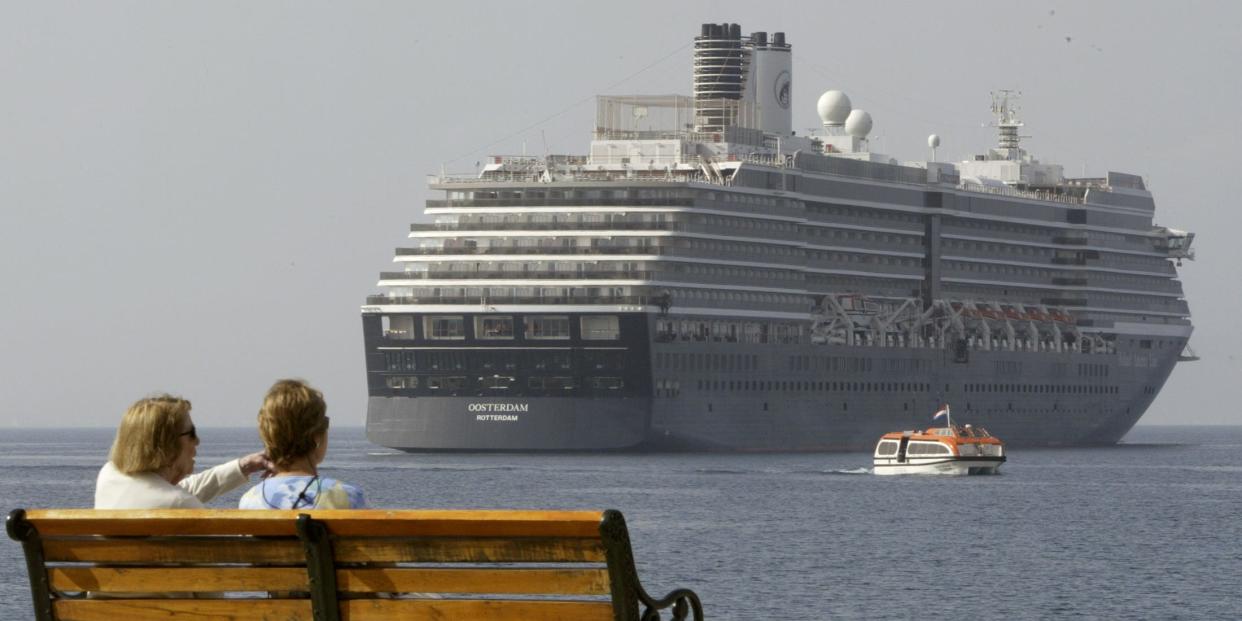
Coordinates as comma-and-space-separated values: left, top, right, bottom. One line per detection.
94, 459, 248, 509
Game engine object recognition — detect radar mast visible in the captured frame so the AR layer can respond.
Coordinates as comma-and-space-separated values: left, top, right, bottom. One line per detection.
990, 90, 1024, 159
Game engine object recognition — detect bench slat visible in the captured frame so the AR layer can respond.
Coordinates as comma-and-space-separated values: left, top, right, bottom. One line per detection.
42, 538, 305, 564
340, 598, 614, 621
25, 509, 604, 538
337, 567, 611, 595
311, 510, 604, 538
50, 567, 309, 593
53, 598, 312, 620
334, 537, 606, 563
27, 510, 301, 537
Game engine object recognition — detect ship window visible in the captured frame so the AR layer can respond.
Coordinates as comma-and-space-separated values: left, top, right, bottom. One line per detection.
384, 351, 417, 371
421, 351, 466, 371
385, 376, 418, 390
876, 440, 899, 457
425, 316, 465, 339
529, 376, 575, 390
581, 315, 620, 340
526, 315, 571, 339
590, 377, 624, 390
427, 376, 465, 390
383, 315, 416, 339
479, 375, 515, 390
476, 316, 514, 339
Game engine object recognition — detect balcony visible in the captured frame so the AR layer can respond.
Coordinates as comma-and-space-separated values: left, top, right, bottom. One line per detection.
1052, 234, 1090, 245
410, 221, 682, 233
366, 294, 653, 306
426, 197, 695, 208
380, 270, 658, 281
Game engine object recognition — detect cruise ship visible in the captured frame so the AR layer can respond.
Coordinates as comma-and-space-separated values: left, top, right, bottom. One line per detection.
361, 23, 1195, 451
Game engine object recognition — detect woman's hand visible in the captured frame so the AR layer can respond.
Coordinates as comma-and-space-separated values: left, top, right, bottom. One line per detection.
238, 452, 275, 478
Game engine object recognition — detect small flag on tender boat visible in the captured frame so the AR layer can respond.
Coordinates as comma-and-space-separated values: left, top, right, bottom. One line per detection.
933, 404, 951, 420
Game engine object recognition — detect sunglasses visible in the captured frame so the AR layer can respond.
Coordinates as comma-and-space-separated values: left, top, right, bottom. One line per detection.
179, 424, 197, 440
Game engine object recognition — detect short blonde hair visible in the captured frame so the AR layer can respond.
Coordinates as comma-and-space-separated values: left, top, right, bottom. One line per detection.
109, 395, 192, 475
258, 379, 328, 468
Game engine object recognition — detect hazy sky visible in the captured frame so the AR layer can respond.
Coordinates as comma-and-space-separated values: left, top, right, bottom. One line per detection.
3, 1, 1238, 428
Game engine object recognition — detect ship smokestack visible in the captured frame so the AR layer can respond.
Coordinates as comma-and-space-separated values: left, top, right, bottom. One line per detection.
693, 22, 746, 133
692, 24, 793, 136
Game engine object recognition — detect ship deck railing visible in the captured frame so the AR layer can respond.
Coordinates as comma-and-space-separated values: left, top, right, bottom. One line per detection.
430, 169, 722, 186
378, 269, 807, 287
394, 245, 800, 261
425, 197, 696, 208
959, 181, 1086, 205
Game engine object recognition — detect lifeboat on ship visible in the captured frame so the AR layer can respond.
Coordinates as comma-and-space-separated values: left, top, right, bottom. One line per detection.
873, 405, 1006, 475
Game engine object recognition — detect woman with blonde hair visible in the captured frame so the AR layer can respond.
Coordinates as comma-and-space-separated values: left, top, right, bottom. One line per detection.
239, 379, 365, 509
94, 395, 272, 509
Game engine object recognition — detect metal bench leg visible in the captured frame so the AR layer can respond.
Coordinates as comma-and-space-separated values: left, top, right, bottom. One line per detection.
7, 509, 54, 621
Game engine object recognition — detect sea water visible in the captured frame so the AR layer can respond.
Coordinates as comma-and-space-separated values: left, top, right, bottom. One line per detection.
1, 426, 1238, 619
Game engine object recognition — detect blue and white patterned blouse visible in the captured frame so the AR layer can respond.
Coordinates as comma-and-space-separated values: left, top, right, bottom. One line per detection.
238, 475, 366, 510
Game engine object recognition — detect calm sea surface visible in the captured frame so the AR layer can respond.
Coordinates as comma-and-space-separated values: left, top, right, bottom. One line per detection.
1, 425, 1238, 619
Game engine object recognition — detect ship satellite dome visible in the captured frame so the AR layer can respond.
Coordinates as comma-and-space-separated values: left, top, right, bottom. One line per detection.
817, 90, 852, 125
928, 134, 941, 148
845, 109, 873, 138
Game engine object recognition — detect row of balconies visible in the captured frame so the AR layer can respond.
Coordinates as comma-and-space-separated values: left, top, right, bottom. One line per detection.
378, 269, 804, 287
395, 245, 784, 261
425, 197, 695, 208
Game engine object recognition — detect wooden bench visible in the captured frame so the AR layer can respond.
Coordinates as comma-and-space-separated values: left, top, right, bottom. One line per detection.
6, 508, 703, 621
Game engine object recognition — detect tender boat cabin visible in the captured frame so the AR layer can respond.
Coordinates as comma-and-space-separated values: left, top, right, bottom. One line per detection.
873, 424, 1005, 475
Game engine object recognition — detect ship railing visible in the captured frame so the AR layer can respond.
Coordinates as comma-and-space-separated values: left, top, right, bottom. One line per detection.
393, 245, 794, 262
429, 169, 720, 186
397, 246, 673, 257
959, 181, 1085, 205
425, 197, 696, 208
378, 269, 805, 287
792, 151, 931, 186
380, 270, 660, 281
365, 294, 656, 306
409, 220, 736, 233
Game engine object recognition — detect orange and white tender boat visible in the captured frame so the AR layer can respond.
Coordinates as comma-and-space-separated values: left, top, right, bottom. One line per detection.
873, 422, 1006, 476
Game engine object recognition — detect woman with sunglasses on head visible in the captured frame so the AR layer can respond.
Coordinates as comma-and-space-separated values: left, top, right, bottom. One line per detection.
94, 395, 274, 509
239, 379, 365, 510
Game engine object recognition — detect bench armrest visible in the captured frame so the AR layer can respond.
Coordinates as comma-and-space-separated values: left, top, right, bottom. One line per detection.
639, 587, 704, 621
599, 510, 704, 621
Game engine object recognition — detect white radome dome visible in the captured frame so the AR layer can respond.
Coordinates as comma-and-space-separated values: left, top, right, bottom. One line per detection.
928, 134, 941, 148
845, 109, 873, 138
816, 90, 852, 125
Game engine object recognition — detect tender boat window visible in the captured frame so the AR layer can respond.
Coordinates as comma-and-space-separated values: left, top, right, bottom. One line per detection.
425, 316, 465, 340
875, 440, 899, 456
581, 315, 620, 340
526, 315, 570, 339
383, 315, 416, 339
476, 316, 514, 340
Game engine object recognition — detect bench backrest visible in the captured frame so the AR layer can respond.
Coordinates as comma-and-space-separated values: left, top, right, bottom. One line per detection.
7, 508, 702, 621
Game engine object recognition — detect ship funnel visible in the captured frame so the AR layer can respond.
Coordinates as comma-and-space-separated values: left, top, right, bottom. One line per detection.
693, 22, 746, 133
693, 23, 793, 136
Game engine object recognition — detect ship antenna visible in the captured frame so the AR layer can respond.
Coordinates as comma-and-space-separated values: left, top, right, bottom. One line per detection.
990, 90, 1024, 160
